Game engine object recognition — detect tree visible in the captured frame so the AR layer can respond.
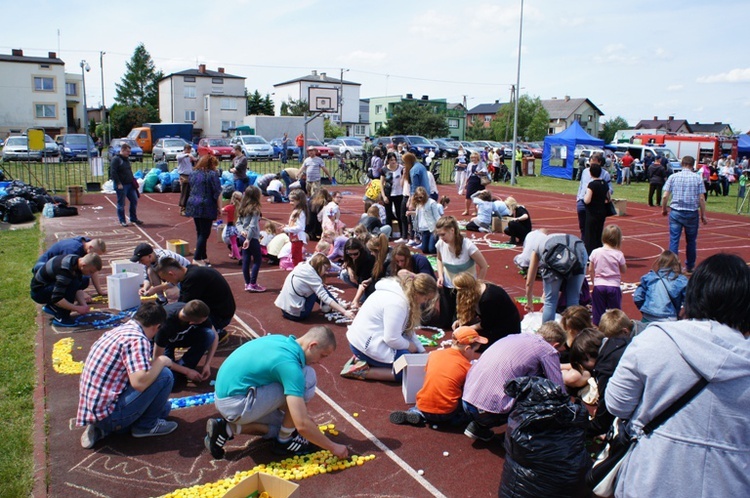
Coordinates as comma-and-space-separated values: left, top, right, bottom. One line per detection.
601, 116, 630, 144
324, 119, 346, 139
114, 43, 163, 109
490, 95, 549, 142
379, 100, 448, 138
247, 90, 274, 115
280, 98, 308, 116
465, 117, 494, 141
109, 104, 158, 138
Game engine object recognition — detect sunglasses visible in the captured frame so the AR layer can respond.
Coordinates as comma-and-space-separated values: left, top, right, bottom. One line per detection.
346, 251, 360, 257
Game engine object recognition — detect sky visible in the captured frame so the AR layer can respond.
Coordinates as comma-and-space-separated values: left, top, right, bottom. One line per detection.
3, 0, 750, 133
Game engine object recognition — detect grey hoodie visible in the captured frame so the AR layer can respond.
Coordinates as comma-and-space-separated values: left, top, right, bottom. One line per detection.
605, 320, 750, 498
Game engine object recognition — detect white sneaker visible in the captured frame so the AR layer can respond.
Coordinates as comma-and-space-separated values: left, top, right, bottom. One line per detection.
478, 227, 490, 233
394, 238, 406, 244
81, 424, 104, 449
407, 240, 420, 247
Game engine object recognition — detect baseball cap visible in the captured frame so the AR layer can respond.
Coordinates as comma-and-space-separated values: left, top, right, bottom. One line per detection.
452, 326, 488, 345
130, 243, 154, 262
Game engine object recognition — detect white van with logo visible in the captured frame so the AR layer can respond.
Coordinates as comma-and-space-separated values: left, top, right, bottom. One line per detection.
616, 144, 681, 179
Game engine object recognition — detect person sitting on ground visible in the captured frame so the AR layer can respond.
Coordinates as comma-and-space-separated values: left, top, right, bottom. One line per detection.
452, 272, 521, 352
360, 205, 391, 238
254, 173, 276, 196
77, 302, 175, 449
307, 188, 330, 241
321, 191, 345, 235
461, 321, 567, 442
503, 196, 532, 245
275, 254, 353, 322
33, 236, 107, 297
30, 253, 102, 327
570, 309, 632, 437
387, 243, 435, 279
339, 237, 375, 290
351, 233, 391, 307
466, 190, 493, 233
343, 273, 437, 381
633, 250, 688, 325
153, 300, 217, 384
389, 326, 484, 427
266, 174, 288, 203
559, 305, 594, 389
131, 242, 190, 305
155, 257, 236, 342
205, 326, 349, 460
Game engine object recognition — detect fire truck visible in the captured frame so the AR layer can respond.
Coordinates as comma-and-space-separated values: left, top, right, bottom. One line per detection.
631, 134, 737, 163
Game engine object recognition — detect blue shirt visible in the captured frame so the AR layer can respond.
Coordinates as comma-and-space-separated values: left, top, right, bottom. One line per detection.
492, 200, 510, 217
663, 169, 705, 212
409, 162, 430, 195
34, 236, 88, 272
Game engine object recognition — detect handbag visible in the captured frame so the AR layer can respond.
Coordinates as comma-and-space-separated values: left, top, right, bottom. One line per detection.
605, 199, 617, 217
479, 172, 492, 186
586, 374, 708, 496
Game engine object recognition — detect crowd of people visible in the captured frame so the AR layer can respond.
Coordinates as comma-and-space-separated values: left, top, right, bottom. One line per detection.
30, 145, 750, 496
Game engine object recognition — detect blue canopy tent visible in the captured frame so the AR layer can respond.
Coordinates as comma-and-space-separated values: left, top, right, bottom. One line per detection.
541, 121, 605, 179
737, 134, 750, 157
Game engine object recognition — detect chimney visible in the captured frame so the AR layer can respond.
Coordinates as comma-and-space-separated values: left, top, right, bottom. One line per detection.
311, 70, 318, 77
218, 67, 225, 74
320, 72, 326, 79
406, 93, 413, 99
495, 100, 499, 104
198, 64, 206, 73
551, 96, 557, 100
668, 116, 674, 121
653, 116, 658, 120
12, 48, 23, 56
564, 95, 570, 101
714, 121, 721, 125
48, 52, 56, 59
422, 95, 429, 100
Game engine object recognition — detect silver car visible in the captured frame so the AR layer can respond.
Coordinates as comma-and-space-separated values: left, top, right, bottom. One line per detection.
328, 138, 363, 159
152, 138, 190, 162
1, 136, 42, 162
229, 135, 274, 161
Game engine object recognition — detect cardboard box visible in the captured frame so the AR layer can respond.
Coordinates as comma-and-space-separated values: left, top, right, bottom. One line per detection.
612, 199, 627, 216
67, 185, 83, 205
491, 216, 508, 234
167, 239, 189, 256
223, 472, 300, 498
107, 272, 142, 310
110, 259, 144, 277
393, 353, 429, 404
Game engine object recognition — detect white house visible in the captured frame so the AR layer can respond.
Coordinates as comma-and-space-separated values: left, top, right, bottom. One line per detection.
273, 70, 361, 136
158, 64, 246, 137
0, 49, 83, 137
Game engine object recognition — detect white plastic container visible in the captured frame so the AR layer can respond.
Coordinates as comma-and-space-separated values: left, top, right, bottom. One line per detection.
107, 272, 142, 310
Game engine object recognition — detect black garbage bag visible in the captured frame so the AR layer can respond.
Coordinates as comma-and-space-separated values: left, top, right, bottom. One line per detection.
221, 184, 235, 200
1, 196, 35, 224
171, 179, 181, 193
155, 161, 169, 172
499, 376, 591, 498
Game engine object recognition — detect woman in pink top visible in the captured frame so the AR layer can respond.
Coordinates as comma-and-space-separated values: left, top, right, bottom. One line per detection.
588, 224, 627, 325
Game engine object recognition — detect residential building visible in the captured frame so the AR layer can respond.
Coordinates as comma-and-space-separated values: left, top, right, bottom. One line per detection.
369, 94, 449, 136
158, 64, 246, 137
273, 70, 361, 136
0, 49, 82, 137
541, 96, 604, 137
690, 122, 733, 136
446, 103, 467, 140
635, 116, 691, 134
357, 99, 370, 138
466, 101, 505, 129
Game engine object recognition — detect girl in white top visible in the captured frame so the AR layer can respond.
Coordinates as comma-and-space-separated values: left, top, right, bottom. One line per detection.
322, 191, 345, 235
455, 146, 468, 195
435, 215, 488, 288
345, 273, 437, 381
283, 189, 308, 267
407, 186, 443, 254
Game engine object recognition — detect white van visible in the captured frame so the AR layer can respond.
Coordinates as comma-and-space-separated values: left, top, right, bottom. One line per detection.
615, 144, 681, 179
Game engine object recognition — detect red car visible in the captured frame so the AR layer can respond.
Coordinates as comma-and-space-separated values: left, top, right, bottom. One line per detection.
306, 139, 334, 159
197, 138, 234, 160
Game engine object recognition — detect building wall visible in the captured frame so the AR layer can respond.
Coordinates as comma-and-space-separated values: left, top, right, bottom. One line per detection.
273, 80, 360, 124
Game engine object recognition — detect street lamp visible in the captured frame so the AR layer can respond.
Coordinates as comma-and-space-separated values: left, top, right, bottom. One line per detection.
510, 0, 524, 186
80, 60, 92, 166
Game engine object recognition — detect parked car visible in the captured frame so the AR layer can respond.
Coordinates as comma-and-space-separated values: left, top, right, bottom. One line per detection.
229, 135, 274, 161
392, 135, 437, 159
1, 135, 42, 162
55, 134, 99, 162
525, 142, 544, 158
269, 138, 299, 160
108, 138, 144, 162
432, 139, 459, 158
328, 138, 363, 159
197, 137, 234, 160
152, 137, 190, 162
458, 141, 484, 156
306, 139, 334, 159
43, 134, 60, 158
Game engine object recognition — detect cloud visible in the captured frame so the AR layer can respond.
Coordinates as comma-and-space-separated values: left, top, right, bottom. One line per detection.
666, 84, 684, 91
593, 44, 640, 65
697, 68, 750, 83
336, 50, 387, 66
653, 47, 671, 60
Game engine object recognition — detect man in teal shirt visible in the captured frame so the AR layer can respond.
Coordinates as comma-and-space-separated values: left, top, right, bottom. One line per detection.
205, 326, 348, 459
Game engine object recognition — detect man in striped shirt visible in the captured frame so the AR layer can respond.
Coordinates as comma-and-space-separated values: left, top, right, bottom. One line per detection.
461, 323, 567, 442
77, 302, 176, 449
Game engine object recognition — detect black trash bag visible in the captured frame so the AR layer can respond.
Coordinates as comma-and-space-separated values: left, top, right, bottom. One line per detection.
1, 196, 35, 224
499, 376, 591, 498
156, 161, 169, 172
221, 184, 235, 200
5, 182, 33, 201
171, 179, 181, 193
53, 205, 78, 217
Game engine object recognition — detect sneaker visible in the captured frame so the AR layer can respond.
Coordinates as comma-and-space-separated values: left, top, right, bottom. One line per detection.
155, 296, 168, 306
131, 219, 144, 226
244, 283, 253, 292
131, 418, 178, 438
394, 238, 406, 244
478, 227, 490, 233
80, 424, 104, 449
320, 303, 332, 313
42, 304, 57, 316
247, 283, 266, 293
407, 240, 420, 247
217, 329, 229, 344
52, 316, 77, 327
272, 431, 318, 456
180, 208, 186, 216
119, 221, 128, 227
464, 421, 494, 442
204, 418, 231, 460
389, 410, 424, 426
340, 355, 370, 380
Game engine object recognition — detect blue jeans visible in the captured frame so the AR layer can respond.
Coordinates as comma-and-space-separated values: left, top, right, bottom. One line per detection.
234, 178, 250, 195
542, 272, 587, 323
241, 237, 262, 285
462, 400, 509, 428
268, 191, 287, 203
163, 326, 215, 370
669, 209, 699, 271
93, 367, 173, 435
282, 288, 337, 321
116, 183, 139, 224
420, 230, 437, 254
350, 345, 410, 382
280, 170, 292, 192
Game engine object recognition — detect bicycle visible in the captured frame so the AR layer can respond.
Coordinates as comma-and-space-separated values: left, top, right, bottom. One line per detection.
334, 159, 369, 185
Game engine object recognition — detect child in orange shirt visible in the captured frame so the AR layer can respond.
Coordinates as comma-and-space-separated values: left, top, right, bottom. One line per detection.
389, 327, 485, 427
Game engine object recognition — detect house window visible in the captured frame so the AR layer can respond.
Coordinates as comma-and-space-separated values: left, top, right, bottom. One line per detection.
484, 115, 492, 123
204, 96, 209, 111
184, 86, 196, 98
34, 77, 54, 91
212, 86, 224, 94
354, 124, 366, 135
65, 82, 77, 96
35, 104, 56, 118
448, 118, 459, 128
588, 115, 593, 122
374, 122, 383, 131
212, 77, 224, 84
184, 110, 196, 122
375, 105, 383, 114
220, 98, 237, 110
548, 127, 555, 134
221, 120, 236, 131
183, 76, 196, 82
574, 114, 582, 122
39, 64, 50, 69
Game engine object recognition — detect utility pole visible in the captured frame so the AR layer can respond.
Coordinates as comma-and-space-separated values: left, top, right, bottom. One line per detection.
100, 51, 107, 145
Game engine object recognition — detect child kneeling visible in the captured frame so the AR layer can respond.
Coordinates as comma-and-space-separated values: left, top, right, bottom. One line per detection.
389, 327, 484, 427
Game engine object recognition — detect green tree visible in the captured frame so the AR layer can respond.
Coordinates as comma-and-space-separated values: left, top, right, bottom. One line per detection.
280, 98, 308, 116
109, 104, 158, 138
114, 43, 163, 109
601, 116, 630, 143
324, 119, 346, 139
465, 116, 494, 141
491, 95, 549, 142
379, 100, 448, 137
247, 90, 275, 115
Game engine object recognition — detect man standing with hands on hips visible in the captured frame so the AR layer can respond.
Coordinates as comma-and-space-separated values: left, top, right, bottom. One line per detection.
110, 142, 143, 227
662, 155, 707, 274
